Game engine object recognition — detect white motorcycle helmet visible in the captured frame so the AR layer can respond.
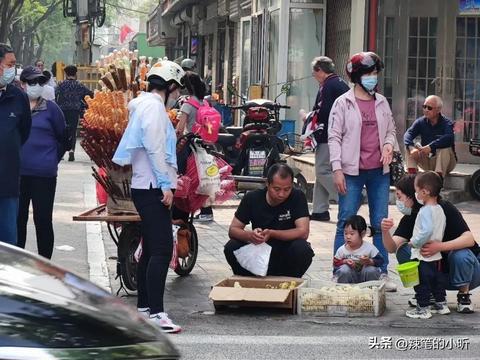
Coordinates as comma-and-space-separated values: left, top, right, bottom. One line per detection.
147, 60, 185, 88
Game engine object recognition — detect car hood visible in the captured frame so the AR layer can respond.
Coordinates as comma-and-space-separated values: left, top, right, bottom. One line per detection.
0, 243, 177, 353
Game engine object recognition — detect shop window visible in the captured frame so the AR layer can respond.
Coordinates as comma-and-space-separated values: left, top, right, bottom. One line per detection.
285, 7, 324, 128
406, 17, 437, 129
383, 17, 394, 107
455, 17, 480, 141
267, 9, 280, 98
240, 20, 251, 100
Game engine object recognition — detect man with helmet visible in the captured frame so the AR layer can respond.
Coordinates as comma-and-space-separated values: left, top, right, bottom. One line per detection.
113, 59, 185, 333
328, 51, 397, 291
309, 56, 349, 222
181, 58, 196, 72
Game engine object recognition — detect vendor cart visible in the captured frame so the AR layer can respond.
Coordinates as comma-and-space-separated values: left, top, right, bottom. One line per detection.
73, 204, 198, 295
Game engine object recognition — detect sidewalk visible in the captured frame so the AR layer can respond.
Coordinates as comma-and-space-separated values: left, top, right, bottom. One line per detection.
104, 195, 480, 329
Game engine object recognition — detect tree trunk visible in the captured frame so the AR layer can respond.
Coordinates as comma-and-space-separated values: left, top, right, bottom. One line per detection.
0, 0, 24, 44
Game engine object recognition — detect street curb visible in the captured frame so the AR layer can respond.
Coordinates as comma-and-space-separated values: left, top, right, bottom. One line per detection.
84, 182, 111, 293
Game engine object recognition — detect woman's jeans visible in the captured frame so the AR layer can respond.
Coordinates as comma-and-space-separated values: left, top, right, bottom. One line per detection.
333, 168, 390, 273
132, 188, 173, 314
397, 242, 480, 291
17, 176, 57, 259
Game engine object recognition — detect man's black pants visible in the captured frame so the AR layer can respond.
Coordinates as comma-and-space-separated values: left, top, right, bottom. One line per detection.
414, 260, 448, 307
17, 176, 57, 259
224, 238, 314, 278
62, 110, 80, 152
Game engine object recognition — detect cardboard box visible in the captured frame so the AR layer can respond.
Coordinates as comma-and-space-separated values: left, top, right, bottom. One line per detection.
209, 276, 305, 314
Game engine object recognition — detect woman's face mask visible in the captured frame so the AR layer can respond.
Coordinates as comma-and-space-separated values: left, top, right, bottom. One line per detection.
395, 199, 412, 215
360, 74, 378, 94
165, 88, 180, 110
0, 66, 15, 87
26, 84, 44, 100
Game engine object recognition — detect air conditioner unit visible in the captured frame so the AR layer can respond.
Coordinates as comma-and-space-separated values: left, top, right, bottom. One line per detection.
147, 9, 176, 46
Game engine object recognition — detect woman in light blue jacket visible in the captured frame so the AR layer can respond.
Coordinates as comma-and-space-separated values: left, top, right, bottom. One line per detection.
114, 60, 185, 333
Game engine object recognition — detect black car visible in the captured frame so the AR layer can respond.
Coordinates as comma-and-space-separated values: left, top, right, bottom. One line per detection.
0, 242, 180, 359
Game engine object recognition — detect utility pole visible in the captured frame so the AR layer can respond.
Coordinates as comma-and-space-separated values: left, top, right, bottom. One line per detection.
76, 0, 91, 65
64, 0, 106, 65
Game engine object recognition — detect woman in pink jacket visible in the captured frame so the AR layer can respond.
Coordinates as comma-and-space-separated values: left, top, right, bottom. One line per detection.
328, 52, 396, 289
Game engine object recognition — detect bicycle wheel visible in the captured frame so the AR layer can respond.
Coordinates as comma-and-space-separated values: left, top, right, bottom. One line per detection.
174, 222, 198, 276
118, 224, 141, 291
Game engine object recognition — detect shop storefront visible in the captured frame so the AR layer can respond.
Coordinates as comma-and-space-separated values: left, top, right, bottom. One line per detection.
239, 0, 326, 132
377, 0, 480, 162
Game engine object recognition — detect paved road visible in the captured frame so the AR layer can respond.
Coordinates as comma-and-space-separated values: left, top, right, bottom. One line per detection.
49, 147, 480, 359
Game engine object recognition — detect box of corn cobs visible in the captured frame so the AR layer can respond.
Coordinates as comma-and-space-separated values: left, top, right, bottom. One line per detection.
297, 280, 386, 317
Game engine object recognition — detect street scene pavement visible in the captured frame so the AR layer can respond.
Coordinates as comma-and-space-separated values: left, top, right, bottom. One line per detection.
36, 147, 480, 359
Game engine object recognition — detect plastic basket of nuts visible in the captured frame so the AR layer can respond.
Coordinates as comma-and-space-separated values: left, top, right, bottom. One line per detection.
297, 280, 386, 317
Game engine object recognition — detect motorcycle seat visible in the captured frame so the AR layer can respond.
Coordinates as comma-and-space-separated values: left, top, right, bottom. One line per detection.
225, 126, 243, 138
217, 133, 237, 147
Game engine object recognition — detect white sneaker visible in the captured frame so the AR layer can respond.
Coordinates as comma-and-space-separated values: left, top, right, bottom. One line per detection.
149, 312, 182, 333
138, 307, 150, 319
406, 306, 432, 319
379, 274, 397, 292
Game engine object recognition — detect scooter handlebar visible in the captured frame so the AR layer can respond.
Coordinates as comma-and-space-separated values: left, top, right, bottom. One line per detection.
228, 103, 290, 110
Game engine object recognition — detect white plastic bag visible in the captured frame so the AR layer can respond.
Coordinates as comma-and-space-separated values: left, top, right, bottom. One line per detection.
194, 146, 221, 196
233, 243, 272, 276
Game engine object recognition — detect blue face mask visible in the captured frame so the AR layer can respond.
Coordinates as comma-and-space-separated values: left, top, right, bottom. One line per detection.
395, 199, 412, 216
360, 74, 378, 94
0, 66, 15, 87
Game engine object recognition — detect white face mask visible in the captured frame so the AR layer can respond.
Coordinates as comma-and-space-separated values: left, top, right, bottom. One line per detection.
395, 199, 412, 215
165, 89, 180, 110
0, 66, 15, 87
415, 192, 424, 206
26, 84, 43, 100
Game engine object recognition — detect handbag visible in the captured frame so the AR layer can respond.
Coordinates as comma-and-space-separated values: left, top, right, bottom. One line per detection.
389, 138, 406, 186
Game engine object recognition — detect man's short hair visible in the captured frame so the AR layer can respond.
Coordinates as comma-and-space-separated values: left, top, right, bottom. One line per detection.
0, 43, 14, 61
64, 65, 77, 77
311, 56, 335, 74
35, 59, 44, 66
415, 171, 443, 197
267, 163, 294, 184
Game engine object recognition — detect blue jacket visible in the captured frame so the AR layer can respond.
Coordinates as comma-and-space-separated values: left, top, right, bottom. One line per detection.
0, 84, 32, 197
55, 79, 93, 112
312, 74, 350, 143
20, 99, 66, 177
113, 92, 178, 191
403, 114, 455, 155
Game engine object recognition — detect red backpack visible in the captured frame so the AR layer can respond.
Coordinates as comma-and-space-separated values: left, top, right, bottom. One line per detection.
187, 98, 221, 143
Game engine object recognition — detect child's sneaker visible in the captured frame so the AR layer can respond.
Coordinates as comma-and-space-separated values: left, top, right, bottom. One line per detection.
457, 292, 474, 313
408, 294, 435, 307
137, 307, 150, 319
406, 306, 432, 319
149, 312, 182, 333
430, 302, 450, 315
